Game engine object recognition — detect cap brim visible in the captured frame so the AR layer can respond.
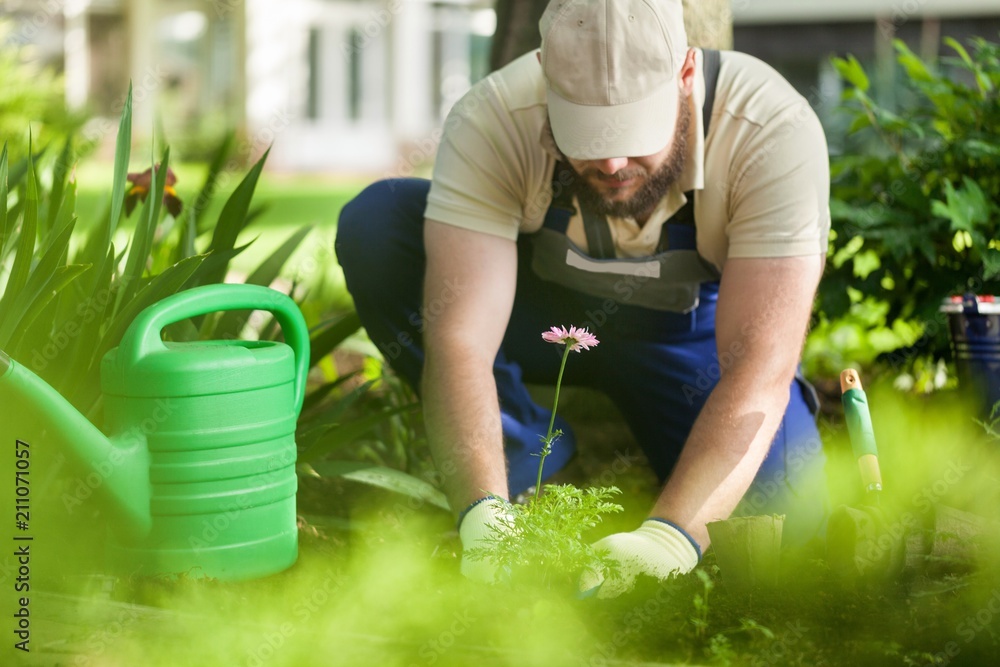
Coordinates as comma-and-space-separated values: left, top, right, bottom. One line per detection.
546, 84, 679, 160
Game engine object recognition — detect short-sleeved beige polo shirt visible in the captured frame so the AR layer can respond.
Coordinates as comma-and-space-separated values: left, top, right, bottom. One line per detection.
424, 48, 830, 273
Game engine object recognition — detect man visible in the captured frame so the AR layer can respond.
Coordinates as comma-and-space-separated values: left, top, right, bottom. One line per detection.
336, 0, 829, 597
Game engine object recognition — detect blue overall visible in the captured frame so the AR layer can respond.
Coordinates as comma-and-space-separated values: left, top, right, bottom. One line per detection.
335, 178, 829, 545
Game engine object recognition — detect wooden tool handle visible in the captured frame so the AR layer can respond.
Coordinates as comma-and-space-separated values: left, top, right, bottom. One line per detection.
840, 368, 862, 393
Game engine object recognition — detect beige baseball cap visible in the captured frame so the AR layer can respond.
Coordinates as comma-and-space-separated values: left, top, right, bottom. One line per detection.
539, 0, 689, 161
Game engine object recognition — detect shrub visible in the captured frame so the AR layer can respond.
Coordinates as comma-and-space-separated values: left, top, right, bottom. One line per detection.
818, 35, 1000, 366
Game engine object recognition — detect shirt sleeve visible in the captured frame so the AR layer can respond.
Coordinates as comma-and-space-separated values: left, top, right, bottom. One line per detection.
425, 78, 527, 242
725, 99, 831, 259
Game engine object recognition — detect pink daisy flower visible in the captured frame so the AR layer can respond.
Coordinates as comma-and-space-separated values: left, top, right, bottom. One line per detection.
541, 325, 600, 353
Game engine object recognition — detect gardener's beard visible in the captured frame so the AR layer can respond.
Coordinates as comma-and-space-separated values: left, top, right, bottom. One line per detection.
571, 98, 691, 222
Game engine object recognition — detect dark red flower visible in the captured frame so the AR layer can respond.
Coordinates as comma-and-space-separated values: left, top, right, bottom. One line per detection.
125, 164, 183, 217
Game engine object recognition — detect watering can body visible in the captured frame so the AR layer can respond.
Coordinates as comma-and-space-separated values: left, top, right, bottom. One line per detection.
0, 284, 310, 581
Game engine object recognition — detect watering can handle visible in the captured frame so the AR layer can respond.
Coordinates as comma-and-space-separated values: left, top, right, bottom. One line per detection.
119, 284, 310, 412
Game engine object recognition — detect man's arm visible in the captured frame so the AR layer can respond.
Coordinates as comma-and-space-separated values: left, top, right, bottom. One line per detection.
650, 254, 824, 548
422, 219, 519, 513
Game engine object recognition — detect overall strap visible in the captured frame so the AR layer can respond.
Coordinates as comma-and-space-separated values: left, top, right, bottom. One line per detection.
583, 206, 615, 259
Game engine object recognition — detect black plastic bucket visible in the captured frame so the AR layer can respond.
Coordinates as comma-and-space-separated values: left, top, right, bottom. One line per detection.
942, 294, 1000, 414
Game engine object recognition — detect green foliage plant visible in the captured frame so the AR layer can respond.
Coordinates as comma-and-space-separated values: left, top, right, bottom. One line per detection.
819, 35, 1000, 362
0, 84, 428, 532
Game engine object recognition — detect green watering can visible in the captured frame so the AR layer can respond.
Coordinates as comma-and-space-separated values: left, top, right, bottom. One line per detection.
0, 284, 309, 581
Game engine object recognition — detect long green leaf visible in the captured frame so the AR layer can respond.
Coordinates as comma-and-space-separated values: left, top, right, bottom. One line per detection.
245, 225, 313, 287
301, 371, 361, 413
297, 379, 376, 441
0, 147, 39, 321
74, 253, 207, 416
309, 461, 448, 511
190, 132, 235, 237
199, 148, 270, 286
833, 55, 870, 92
298, 404, 417, 464
183, 242, 253, 293
107, 83, 133, 246
5, 147, 47, 192
117, 149, 169, 311
45, 136, 74, 234
53, 182, 77, 265
78, 84, 132, 271
6, 264, 92, 359
212, 225, 313, 339
0, 143, 8, 259
173, 133, 236, 265
94, 254, 206, 364
0, 219, 77, 346
62, 246, 115, 401
309, 311, 363, 367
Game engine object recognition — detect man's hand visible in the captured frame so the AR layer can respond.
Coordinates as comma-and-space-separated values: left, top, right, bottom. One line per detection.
459, 497, 516, 583
580, 519, 700, 599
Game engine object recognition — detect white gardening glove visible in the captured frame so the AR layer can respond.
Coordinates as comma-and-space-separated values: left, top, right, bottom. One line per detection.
458, 497, 515, 583
580, 518, 701, 599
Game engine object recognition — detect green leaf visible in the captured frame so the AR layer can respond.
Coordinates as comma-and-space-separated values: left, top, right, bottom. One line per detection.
200, 148, 270, 286
245, 225, 313, 288
851, 249, 881, 280
0, 147, 39, 324
309, 461, 449, 511
297, 380, 376, 442
0, 142, 9, 260
930, 177, 990, 233
0, 218, 78, 347
78, 84, 132, 272
191, 132, 236, 237
183, 241, 253, 292
895, 41, 934, 82
5, 147, 47, 192
212, 225, 313, 340
45, 136, 74, 235
48, 186, 80, 301
963, 139, 1000, 159
945, 37, 974, 69
983, 249, 1000, 281
93, 254, 206, 365
309, 311, 363, 368
3, 264, 91, 355
62, 246, 116, 401
833, 54, 870, 92
298, 404, 416, 464
301, 371, 361, 413
117, 149, 170, 311
846, 112, 873, 135
107, 82, 133, 245
172, 132, 236, 264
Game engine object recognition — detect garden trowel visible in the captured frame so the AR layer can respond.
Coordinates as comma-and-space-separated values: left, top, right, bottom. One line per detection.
827, 369, 906, 579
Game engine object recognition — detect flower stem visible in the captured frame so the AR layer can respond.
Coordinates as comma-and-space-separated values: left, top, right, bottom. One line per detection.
534, 344, 572, 502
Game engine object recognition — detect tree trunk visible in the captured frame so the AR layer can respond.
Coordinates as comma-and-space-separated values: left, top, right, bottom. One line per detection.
490, 0, 733, 71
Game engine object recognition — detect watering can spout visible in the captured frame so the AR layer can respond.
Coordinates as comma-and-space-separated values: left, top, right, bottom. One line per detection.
0, 350, 151, 538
